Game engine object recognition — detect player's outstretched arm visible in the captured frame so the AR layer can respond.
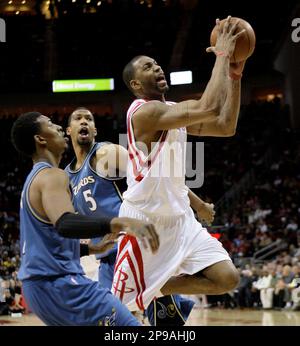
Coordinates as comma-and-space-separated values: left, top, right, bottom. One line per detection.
187, 17, 246, 137
187, 70, 242, 137
38, 167, 159, 253
133, 16, 245, 133
110, 217, 159, 254
81, 217, 160, 255
132, 99, 218, 132
39, 167, 112, 237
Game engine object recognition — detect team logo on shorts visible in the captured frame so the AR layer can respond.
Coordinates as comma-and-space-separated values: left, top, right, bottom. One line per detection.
113, 269, 134, 301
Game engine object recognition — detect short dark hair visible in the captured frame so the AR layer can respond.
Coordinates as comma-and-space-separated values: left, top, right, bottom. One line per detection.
122, 55, 144, 92
67, 107, 92, 126
11, 112, 42, 157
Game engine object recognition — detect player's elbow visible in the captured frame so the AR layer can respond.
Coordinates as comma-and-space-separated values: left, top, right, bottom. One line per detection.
210, 108, 220, 120
223, 128, 236, 137
205, 105, 219, 119
216, 123, 236, 137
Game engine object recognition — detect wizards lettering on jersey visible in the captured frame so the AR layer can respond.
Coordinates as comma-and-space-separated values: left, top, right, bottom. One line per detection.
72, 175, 95, 195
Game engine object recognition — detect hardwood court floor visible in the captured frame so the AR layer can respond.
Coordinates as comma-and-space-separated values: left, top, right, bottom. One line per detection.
186, 307, 300, 326
1, 307, 299, 326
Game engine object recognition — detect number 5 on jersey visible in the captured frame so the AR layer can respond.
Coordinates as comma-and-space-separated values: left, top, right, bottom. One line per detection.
83, 189, 97, 211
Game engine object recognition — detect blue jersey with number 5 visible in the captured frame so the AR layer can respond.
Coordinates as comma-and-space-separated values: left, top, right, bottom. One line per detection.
65, 142, 123, 258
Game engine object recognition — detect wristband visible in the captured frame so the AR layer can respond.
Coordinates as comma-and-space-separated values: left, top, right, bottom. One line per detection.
216, 51, 229, 57
229, 72, 243, 80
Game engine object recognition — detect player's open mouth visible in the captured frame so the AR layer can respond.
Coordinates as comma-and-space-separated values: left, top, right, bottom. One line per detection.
156, 74, 167, 87
79, 127, 89, 138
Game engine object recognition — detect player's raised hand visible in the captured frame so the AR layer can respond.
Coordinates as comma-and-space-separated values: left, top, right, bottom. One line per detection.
110, 217, 160, 254
206, 16, 246, 59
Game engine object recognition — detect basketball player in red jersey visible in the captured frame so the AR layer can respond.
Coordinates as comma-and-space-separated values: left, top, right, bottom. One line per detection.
112, 16, 247, 312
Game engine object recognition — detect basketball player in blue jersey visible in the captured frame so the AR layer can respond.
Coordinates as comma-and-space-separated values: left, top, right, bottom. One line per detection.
10, 111, 159, 326
65, 107, 126, 289
65, 107, 215, 326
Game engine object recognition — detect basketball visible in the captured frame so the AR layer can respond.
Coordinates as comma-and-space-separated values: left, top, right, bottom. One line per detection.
210, 17, 256, 63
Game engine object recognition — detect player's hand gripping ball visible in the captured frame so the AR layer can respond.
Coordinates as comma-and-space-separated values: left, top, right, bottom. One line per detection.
210, 17, 256, 62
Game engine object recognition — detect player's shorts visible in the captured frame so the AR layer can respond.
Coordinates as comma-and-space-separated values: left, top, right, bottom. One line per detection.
98, 249, 118, 289
98, 248, 195, 326
112, 201, 231, 311
22, 273, 140, 326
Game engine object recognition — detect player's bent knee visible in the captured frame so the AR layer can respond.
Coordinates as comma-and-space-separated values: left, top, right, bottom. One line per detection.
220, 268, 240, 292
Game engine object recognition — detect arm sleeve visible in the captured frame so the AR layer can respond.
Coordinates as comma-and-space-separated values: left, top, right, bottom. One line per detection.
55, 212, 112, 239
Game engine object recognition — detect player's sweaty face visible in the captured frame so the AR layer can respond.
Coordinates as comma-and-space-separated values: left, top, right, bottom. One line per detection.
68, 111, 97, 144
133, 56, 169, 96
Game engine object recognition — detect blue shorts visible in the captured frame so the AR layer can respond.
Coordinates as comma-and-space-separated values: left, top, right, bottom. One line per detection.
22, 274, 140, 326
98, 250, 117, 290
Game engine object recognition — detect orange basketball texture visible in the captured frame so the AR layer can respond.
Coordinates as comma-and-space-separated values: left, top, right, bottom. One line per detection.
210, 17, 256, 63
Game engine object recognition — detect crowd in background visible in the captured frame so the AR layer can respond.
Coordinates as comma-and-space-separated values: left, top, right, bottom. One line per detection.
190, 251, 300, 311
1, 99, 300, 315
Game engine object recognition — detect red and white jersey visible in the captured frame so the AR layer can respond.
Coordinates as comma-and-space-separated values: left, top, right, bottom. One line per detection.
123, 98, 190, 216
